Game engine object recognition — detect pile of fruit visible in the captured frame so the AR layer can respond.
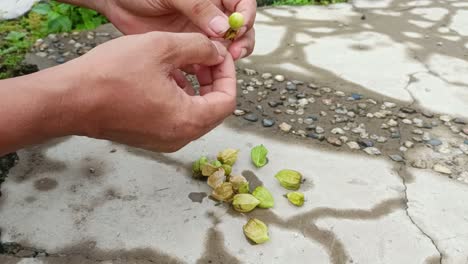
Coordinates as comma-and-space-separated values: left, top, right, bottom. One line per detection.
192, 145, 307, 244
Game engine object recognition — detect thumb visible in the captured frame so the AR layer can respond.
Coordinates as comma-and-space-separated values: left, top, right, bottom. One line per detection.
166, 33, 228, 67
170, 0, 230, 37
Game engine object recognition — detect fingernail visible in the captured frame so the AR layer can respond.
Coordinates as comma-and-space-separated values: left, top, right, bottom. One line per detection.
239, 48, 247, 59
209, 16, 230, 35
212, 41, 228, 58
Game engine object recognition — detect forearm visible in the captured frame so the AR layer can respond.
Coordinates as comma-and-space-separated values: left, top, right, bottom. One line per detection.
0, 65, 86, 155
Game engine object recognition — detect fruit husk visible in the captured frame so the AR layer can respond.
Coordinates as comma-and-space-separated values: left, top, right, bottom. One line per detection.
232, 194, 260, 213
217, 149, 239, 166
275, 169, 302, 190
212, 182, 234, 202
252, 186, 274, 209
207, 168, 226, 189
286, 192, 304, 207
243, 218, 269, 244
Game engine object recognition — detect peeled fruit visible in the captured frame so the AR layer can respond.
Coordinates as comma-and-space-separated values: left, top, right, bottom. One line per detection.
286, 192, 304, 207
212, 182, 234, 202
232, 194, 260, 213
229, 12, 244, 30
252, 186, 274, 209
243, 218, 269, 244
192, 156, 208, 177
275, 169, 302, 190
229, 175, 248, 192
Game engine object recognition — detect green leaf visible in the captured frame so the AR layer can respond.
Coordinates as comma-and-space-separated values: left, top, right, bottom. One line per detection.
5, 31, 27, 42
56, 3, 72, 15
31, 3, 51, 15
48, 16, 72, 33
251, 145, 268, 168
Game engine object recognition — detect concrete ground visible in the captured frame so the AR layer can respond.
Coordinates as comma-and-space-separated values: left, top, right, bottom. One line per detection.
1, 0, 468, 263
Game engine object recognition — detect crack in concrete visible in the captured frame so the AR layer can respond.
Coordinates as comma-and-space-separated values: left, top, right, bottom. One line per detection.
394, 165, 443, 264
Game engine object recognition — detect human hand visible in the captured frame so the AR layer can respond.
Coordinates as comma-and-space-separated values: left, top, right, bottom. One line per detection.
98, 0, 256, 60
65, 32, 236, 152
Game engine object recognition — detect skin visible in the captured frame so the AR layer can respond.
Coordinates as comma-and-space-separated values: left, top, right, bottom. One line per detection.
0, 0, 257, 156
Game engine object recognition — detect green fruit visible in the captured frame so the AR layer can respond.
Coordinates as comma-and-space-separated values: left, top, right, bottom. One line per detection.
243, 218, 269, 244
192, 156, 208, 177
286, 192, 304, 207
221, 164, 232, 176
232, 194, 260, 213
252, 186, 274, 209
238, 182, 250, 194
275, 169, 302, 190
217, 148, 239, 166
229, 12, 244, 30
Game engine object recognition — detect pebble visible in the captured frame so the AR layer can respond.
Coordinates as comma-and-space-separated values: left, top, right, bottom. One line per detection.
400, 107, 416, 114
35, 52, 48, 58
412, 137, 423, 142
268, 101, 281, 108
433, 164, 452, 175
321, 87, 332, 93
286, 109, 295, 115
404, 141, 414, 148
307, 133, 325, 141
286, 82, 297, 91
453, 118, 466, 125
459, 144, 468, 154
464, 140, 468, 145
244, 68, 257, 75
402, 119, 413, 125
389, 155, 404, 162
422, 132, 431, 141
274, 75, 285, 82
422, 111, 434, 118
243, 113, 258, 122
351, 93, 363, 100
320, 111, 327, 116
327, 137, 342, 147
322, 99, 333, 106
246, 86, 255, 92
364, 147, 381, 155
339, 136, 349, 143
374, 112, 386, 119
358, 103, 367, 109
426, 139, 442, 146
274, 109, 282, 114
304, 118, 314, 125
262, 119, 275, 127
261, 73, 272, 80
411, 159, 427, 169
297, 98, 309, 107
357, 139, 374, 148
335, 91, 346, 97
400, 146, 408, 152
331, 128, 345, 135
234, 109, 245, 116
388, 119, 398, 127
56, 57, 66, 64
397, 112, 407, 119
306, 124, 316, 131
279, 122, 292, 132
347, 141, 360, 150
450, 126, 461, 133
412, 129, 423, 135
383, 102, 396, 108
377, 136, 388, 143
462, 128, 468, 135
439, 115, 452, 122
391, 132, 401, 139
315, 126, 325, 134
308, 83, 318, 89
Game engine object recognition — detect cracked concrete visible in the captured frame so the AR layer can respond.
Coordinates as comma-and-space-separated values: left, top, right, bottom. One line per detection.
1, 0, 468, 263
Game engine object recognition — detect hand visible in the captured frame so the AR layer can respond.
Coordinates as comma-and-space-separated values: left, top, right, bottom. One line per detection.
99, 0, 256, 60
64, 32, 236, 152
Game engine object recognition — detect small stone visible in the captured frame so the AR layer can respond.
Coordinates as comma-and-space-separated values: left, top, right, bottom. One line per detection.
286, 109, 295, 115
307, 133, 325, 141
297, 98, 309, 107
56, 57, 66, 64
358, 103, 367, 109
89, 168, 96, 174
262, 119, 275, 127
261, 73, 272, 80
304, 118, 314, 125
351, 93, 363, 100
331, 128, 345, 135
426, 139, 442, 146
412, 129, 423, 135
320, 111, 327, 116
383, 102, 396, 108
234, 109, 245, 116
439, 115, 452, 122
400, 146, 408, 152
243, 113, 258, 122
463, 128, 468, 135
16, 249, 36, 258
422, 111, 434, 118
387, 119, 398, 127
279, 122, 292, 132
412, 137, 423, 142
422, 132, 431, 141
347, 141, 360, 150
35, 52, 47, 58
391, 132, 401, 139
397, 112, 407, 119
321, 87, 332, 93
389, 155, 404, 162
296, 130, 307, 137
268, 101, 281, 108
295, 109, 304, 115
377, 136, 387, 143
433, 164, 452, 175
322, 99, 333, 106
453, 118, 466, 125
450, 126, 461, 133
413, 118, 423, 126
358, 139, 374, 148
306, 124, 316, 131
404, 141, 414, 148
274, 75, 285, 82
286, 82, 297, 91
247, 86, 255, 92
411, 159, 427, 169
459, 144, 468, 154
366, 113, 374, 118
274, 109, 282, 114
402, 119, 413, 125
400, 107, 416, 114
244, 68, 257, 75
464, 140, 468, 145
374, 112, 386, 119
308, 83, 318, 89
339, 136, 349, 143
327, 137, 342, 147
363, 147, 381, 155
315, 126, 325, 134
335, 91, 346, 97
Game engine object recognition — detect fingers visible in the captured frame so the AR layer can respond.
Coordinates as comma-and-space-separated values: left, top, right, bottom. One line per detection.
190, 53, 237, 125
228, 27, 255, 60
163, 33, 227, 67
170, 0, 230, 37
